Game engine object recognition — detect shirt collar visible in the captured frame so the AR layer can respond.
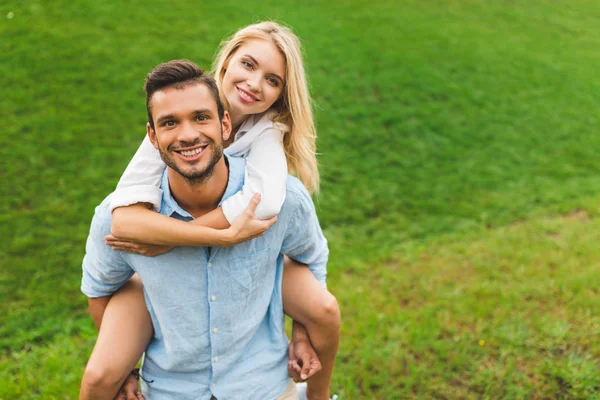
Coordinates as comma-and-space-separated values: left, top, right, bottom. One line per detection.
159, 154, 246, 219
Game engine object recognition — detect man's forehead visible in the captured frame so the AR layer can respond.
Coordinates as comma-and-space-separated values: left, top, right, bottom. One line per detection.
151, 83, 218, 116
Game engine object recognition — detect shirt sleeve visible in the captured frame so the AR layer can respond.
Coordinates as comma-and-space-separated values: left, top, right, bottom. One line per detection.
110, 136, 165, 212
281, 185, 329, 288
81, 202, 135, 298
221, 128, 288, 223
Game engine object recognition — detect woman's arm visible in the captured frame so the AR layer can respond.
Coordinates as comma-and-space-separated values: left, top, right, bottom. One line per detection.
111, 136, 165, 212
110, 193, 275, 247
221, 128, 288, 223
111, 128, 286, 248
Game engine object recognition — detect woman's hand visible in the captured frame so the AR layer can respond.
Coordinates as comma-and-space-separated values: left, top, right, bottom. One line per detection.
223, 193, 278, 246
105, 235, 173, 257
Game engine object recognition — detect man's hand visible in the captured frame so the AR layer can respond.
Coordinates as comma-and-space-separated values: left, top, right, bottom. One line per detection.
105, 235, 173, 257
113, 372, 144, 400
224, 193, 277, 246
288, 338, 322, 382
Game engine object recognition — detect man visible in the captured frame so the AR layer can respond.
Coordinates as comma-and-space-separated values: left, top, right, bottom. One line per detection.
80, 60, 329, 399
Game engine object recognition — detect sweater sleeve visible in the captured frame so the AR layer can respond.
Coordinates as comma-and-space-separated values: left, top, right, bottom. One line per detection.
110, 136, 165, 212
221, 127, 288, 223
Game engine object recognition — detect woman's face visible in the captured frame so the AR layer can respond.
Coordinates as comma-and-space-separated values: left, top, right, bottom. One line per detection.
222, 39, 286, 124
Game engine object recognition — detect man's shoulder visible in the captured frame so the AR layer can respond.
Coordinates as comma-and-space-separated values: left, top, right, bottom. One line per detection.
88, 193, 116, 234
282, 176, 314, 215
284, 175, 309, 195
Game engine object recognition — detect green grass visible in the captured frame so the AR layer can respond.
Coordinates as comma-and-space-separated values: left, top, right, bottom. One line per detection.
2, 0, 600, 398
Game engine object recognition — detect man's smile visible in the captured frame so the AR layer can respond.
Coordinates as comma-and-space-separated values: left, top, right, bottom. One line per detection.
172, 144, 209, 161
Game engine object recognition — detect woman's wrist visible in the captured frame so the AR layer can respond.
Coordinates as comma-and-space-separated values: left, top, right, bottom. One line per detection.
217, 227, 236, 247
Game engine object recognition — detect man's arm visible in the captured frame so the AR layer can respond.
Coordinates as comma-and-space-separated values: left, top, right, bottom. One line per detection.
80, 200, 140, 400
281, 183, 329, 287
281, 184, 339, 398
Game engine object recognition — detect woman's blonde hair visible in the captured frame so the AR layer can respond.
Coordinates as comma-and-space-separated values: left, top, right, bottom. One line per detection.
212, 21, 319, 194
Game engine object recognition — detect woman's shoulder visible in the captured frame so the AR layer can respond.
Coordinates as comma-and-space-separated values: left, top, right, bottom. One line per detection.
246, 110, 289, 134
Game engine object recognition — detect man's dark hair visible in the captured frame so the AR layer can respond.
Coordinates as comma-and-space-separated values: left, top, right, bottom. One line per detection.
144, 59, 225, 130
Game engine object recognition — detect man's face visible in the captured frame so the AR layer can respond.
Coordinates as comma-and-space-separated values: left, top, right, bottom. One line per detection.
147, 83, 231, 184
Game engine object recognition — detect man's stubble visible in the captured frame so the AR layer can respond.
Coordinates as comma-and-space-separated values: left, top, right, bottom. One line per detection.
157, 129, 224, 186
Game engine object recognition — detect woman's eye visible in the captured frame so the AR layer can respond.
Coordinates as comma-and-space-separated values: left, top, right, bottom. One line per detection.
241, 60, 253, 69
267, 77, 279, 87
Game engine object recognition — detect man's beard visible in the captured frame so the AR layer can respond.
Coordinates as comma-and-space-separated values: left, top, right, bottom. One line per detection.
158, 133, 224, 185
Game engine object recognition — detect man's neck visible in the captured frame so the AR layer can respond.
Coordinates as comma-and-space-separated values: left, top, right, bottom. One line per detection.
167, 158, 229, 218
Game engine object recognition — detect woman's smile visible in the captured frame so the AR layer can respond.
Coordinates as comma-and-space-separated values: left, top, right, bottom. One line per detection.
236, 86, 260, 103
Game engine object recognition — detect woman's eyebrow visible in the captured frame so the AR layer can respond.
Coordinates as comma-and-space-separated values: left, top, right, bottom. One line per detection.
244, 54, 284, 82
244, 54, 260, 65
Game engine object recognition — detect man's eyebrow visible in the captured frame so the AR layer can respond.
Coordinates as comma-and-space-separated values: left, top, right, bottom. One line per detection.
191, 109, 213, 115
156, 114, 176, 124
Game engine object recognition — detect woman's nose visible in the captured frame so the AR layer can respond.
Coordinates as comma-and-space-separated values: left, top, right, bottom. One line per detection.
246, 73, 261, 92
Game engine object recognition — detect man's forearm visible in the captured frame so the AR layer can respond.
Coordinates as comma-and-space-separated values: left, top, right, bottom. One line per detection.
292, 320, 310, 342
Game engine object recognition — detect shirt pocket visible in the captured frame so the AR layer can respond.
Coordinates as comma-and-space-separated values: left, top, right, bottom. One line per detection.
227, 246, 270, 303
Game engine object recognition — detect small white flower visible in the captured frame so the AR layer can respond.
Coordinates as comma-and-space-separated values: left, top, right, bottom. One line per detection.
7, 11, 14, 19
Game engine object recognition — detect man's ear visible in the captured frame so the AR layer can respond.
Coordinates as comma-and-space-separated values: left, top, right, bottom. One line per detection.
146, 122, 159, 149
221, 111, 232, 142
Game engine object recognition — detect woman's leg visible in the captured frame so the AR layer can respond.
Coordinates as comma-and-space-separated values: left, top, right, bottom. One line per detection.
283, 257, 341, 400
80, 275, 153, 400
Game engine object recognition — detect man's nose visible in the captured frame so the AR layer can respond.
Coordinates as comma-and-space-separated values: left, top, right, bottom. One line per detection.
177, 120, 199, 142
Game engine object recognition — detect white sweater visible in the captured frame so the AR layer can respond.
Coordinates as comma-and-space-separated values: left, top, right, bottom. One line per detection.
110, 111, 288, 223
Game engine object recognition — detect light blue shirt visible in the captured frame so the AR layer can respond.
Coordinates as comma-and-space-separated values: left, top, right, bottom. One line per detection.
81, 155, 329, 400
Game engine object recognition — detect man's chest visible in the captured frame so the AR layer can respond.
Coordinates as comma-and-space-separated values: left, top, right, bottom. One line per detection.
125, 236, 280, 305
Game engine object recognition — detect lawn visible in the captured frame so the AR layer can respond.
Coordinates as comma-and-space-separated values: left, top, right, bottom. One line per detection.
2, 0, 600, 398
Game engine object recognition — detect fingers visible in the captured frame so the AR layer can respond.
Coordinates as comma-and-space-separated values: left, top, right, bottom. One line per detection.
288, 360, 302, 382
107, 242, 142, 253
264, 216, 278, 228
245, 193, 262, 214
299, 352, 313, 381
305, 357, 322, 380
114, 392, 126, 400
287, 343, 302, 382
105, 237, 136, 248
125, 386, 138, 400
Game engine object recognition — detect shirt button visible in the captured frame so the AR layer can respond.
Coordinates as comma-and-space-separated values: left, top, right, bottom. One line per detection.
211, 295, 216, 302
213, 328, 219, 333
208, 262, 212, 268
214, 356, 219, 362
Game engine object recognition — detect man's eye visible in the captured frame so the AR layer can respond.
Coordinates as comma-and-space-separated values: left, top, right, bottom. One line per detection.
195, 115, 208, 122
164, 121, 176, 127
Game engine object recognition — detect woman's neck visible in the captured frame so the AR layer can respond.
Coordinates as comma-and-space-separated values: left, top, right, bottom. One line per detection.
229, 111, 246, 133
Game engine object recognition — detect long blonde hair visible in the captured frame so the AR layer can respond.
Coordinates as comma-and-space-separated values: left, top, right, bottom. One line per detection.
213, 21, 319, 194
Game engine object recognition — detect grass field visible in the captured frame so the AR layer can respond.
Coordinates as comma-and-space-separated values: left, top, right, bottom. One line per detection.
2, 0, 600, 398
